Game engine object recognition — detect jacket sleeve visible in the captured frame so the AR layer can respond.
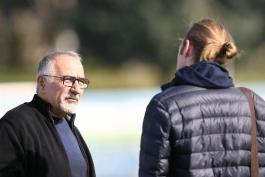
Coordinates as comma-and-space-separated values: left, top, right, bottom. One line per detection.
0, 118, 26, 177
139, 99, 172, 177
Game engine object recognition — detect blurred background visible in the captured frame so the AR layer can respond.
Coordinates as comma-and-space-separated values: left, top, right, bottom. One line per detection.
1, 0, 265, 85
1, 0, 265, 176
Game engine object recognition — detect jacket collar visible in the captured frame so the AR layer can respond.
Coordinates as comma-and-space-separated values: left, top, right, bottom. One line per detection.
27, 94, 76, 125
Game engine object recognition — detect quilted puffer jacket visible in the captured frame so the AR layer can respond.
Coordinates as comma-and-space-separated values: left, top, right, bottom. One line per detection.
139, 61, 265, 177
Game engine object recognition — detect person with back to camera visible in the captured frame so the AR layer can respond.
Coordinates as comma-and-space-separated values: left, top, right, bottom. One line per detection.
139, 18, 265, 177
0, 51, 96, 177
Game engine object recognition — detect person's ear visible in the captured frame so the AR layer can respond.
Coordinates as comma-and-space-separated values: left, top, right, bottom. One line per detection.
37, 75, 46, 93
183, 39, 193, 57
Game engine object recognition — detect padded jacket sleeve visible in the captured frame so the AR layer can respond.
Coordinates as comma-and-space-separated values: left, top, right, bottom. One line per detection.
139, 99, 172, 177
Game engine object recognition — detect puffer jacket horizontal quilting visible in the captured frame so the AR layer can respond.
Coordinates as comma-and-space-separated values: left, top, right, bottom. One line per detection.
139, 85, 265, 177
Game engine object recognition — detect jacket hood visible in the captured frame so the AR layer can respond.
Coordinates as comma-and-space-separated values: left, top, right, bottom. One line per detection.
162, 61, 234, 91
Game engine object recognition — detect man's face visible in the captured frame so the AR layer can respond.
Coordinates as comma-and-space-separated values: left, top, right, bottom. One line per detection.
42, 54, 85, 118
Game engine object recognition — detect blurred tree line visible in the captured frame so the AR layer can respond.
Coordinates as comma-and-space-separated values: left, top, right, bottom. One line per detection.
0, 0, 265, 88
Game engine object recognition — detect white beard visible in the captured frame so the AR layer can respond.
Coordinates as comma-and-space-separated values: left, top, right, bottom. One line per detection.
60, 102, 78, 114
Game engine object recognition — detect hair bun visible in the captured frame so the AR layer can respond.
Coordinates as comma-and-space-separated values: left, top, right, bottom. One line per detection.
222, 42, 238, 59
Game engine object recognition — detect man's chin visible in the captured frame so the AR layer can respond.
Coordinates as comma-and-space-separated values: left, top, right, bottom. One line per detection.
60, 103, 77, 114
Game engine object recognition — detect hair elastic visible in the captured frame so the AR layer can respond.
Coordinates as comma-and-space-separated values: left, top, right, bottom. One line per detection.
222, 42, 229, 54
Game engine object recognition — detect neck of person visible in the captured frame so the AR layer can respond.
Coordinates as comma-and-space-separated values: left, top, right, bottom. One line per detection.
50, 109, 67, 119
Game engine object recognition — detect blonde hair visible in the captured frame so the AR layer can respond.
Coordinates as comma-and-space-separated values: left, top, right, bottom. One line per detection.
183, 18, 238, 65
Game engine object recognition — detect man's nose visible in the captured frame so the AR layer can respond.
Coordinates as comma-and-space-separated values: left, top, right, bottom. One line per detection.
70, 80, 82, 93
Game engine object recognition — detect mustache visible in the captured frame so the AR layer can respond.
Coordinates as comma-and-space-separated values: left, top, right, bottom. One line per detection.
65, 94, 79, 101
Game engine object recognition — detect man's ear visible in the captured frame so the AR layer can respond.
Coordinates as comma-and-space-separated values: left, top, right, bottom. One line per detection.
183, 39, 193, 57
37, 75, 45, 93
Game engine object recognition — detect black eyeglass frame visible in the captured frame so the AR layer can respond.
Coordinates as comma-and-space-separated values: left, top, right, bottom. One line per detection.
43, 75, 90, 89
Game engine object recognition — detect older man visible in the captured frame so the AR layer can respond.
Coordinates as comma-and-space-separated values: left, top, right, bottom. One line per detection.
0, 51, 96, 177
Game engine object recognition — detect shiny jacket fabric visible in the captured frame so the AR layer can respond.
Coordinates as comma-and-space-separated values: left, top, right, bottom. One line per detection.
139, 61, 265, 177
0, 94, 96, 177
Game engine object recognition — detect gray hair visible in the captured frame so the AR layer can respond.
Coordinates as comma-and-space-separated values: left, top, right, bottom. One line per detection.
36, 50, 82, 81
36, 51, 82, 92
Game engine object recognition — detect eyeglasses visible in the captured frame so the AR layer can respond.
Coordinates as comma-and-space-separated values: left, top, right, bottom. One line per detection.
43, 75, 90, 89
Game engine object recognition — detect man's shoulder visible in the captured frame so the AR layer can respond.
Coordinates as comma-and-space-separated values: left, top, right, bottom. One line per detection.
1, 103, 34, 122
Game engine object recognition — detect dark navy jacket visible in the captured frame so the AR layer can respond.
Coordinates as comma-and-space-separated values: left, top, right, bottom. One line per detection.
0, 94, 96, 177
139, 61, 265, 177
